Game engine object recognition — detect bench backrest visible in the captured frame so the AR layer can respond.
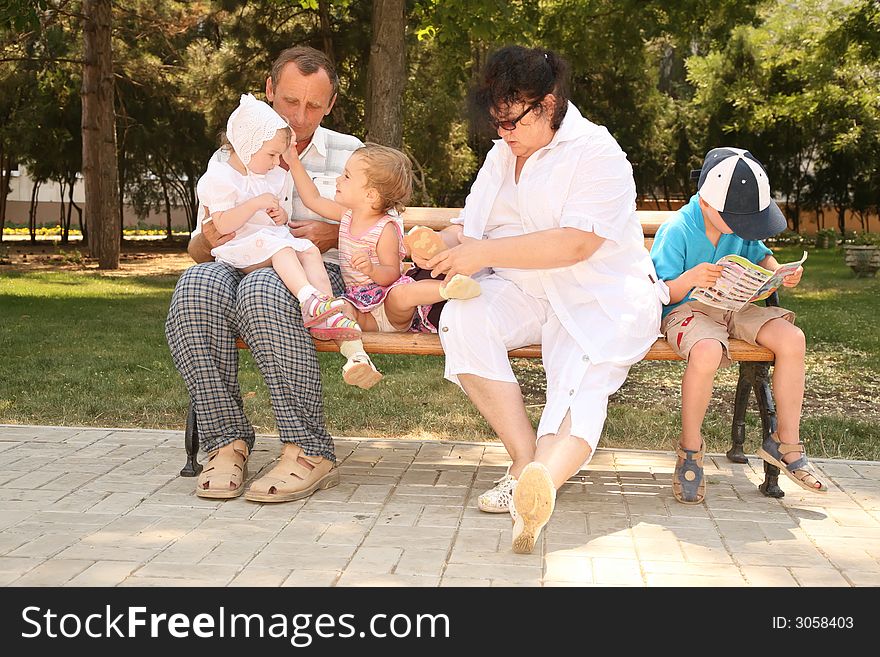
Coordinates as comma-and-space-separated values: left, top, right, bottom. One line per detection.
400, 208, 677, 238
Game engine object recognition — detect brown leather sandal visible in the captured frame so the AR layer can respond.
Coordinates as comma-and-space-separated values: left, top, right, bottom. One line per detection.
757, 433, 827, 493
245, 443, 339, 503
196, 439, 249, 499
672, 442, 706, 504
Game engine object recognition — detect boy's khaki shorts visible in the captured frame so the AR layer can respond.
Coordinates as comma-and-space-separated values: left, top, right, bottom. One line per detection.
661, 301, 795, 367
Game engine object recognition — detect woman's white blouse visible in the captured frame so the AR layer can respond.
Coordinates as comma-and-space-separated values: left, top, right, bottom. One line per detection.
453, 102, 665, 366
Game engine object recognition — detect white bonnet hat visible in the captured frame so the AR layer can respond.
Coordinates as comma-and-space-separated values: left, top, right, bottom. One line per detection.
226, 93, 290, 168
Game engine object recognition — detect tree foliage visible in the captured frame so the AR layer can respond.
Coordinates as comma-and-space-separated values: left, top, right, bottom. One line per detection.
0, 0, 877, 241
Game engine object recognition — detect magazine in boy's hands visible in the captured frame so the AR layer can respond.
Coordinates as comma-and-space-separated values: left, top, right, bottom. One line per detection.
689, 251, 808, 312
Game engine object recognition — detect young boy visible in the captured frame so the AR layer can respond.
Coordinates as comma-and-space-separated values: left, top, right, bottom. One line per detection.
650, 147, 827, 504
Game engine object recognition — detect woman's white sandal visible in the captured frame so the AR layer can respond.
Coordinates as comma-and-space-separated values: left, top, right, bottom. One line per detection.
478, 468, 517, 513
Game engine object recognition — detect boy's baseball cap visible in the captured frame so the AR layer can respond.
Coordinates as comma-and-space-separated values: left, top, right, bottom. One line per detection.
695, 147, 787, 240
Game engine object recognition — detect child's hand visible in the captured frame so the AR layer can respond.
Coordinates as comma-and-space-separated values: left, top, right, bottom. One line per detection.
782, 266, 803, 287
266, 204, 288, 226
687, 262, 724, 288
253, 193, 279, 211
350, 249, 374, 276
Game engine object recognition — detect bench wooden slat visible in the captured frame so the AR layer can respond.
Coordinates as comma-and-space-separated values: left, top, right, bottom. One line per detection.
231, 207, 775, 363
401, 208, 667, 237
234, 335, 773, 362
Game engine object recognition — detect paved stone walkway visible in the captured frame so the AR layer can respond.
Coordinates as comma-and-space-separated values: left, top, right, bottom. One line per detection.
1, 424, 879, 587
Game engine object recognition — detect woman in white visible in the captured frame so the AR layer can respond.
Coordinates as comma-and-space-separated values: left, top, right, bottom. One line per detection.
420, 46, 667, 554
196, 93, 360, 343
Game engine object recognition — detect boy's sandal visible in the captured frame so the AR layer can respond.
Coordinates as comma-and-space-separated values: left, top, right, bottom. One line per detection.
673, 443, 705, 504
301, 293, 344, 328
756, 433, 828, 493
196, 439, 249, 499
245, 443, 339, 503
342, 354, 383, 389
309, 312, 363, 341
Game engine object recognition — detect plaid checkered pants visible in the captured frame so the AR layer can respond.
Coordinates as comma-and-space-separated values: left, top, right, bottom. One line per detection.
165, 262, 344, 461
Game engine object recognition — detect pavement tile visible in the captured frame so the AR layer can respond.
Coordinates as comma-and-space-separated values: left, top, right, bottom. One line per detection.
361, 525, 455, 550
740, 565, 799, 586
9, 559, 93, 586
0, 556, 43, 585
790, 567, 851, 587
281, 569, 340, 587
346, 547, 403, 574
336, 573, 440, 587
65, 560, 141, 586
395, 549, 448, 577
543, 553, 593, 584
645, 573, 746, 586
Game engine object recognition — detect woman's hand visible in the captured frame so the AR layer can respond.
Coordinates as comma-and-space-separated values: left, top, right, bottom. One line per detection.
426, 236, 485, 280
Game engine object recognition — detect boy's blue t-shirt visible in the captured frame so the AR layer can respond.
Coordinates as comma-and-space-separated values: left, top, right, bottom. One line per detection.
650, 194, 773, 317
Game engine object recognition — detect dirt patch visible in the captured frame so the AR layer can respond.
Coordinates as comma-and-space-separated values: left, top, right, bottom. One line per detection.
0, 239, 191, 277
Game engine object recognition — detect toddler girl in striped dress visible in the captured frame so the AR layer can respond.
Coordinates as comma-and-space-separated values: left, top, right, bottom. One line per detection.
288, 143, 480, 388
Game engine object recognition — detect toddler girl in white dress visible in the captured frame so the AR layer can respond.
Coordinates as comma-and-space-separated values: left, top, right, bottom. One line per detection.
196, 93, 361, 340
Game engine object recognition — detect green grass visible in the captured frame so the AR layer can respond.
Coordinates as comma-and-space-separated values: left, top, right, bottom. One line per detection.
1, 246, 878, 460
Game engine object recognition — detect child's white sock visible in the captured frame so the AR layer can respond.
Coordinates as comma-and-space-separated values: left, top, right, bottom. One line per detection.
340, 339, 367, 361
295, 284, 320, 305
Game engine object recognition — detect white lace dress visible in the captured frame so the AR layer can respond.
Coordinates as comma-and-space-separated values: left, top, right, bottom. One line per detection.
196, 159, 315, 269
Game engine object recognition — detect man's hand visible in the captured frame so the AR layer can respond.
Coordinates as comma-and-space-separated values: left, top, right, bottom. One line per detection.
288, 219, 340, 253
686, 262, 724, 288
781, 265, 803, 288
350, 249, 374, 277
267, 204, 288, 226
201, 219, 235, 249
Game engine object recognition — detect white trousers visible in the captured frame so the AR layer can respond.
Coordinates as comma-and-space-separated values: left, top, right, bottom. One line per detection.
438, 274, 631, 463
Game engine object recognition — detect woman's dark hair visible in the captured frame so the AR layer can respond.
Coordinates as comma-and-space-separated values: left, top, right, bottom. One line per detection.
469, 45, 570, 134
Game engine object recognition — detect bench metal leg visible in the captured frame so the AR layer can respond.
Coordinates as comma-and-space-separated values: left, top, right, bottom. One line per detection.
727, 364, 752, 464
728, 362, 784, 498
180, 404, 202, 477
752, 362, 784, 498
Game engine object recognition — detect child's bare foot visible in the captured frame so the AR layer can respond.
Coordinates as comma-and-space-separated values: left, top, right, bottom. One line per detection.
405, 226, 447, 260
342, 353, 383, 389
440, 273, 481, 300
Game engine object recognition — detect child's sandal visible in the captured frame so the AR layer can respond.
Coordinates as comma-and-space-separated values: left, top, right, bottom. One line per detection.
673, 443, 706, 504
301, 293, 344, 328
309, 312, 362, 341
756, 433, 827, 493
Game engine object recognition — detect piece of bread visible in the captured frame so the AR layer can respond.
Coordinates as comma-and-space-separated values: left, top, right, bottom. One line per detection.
404, 225, 448, 260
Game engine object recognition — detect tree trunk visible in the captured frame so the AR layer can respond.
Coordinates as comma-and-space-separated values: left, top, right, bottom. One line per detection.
58, 180, 66, 234
161, 177, 172, 240
81, 0, 120, 269
365, 0, 406, 148
318, 0, 335, 66
63, 174, 76, 244
0, 152, 9, 242
28, 181, 40, 243
838, 205, 847, 235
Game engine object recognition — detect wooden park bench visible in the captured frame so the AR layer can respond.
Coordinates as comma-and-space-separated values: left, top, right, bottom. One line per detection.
180, 208, 787, 498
